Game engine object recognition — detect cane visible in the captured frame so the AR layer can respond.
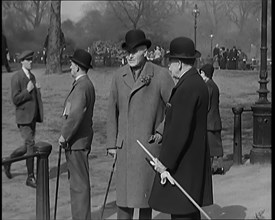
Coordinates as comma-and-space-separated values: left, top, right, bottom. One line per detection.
137, 140, 211, 220
100, 153, 117, 220
54, 145, 62, 220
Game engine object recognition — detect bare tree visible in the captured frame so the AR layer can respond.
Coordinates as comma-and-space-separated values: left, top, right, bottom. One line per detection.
45, 0, 62, 75
2, 1, 49, 30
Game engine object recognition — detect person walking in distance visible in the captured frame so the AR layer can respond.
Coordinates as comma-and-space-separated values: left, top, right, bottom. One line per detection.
3, 50, 43, 188
58, 49, 95, 220
107, 29, 174, 220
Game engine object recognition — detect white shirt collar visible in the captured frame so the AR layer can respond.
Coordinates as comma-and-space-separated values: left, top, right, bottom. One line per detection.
22, 66, 30, 79
75, 74, 86, 81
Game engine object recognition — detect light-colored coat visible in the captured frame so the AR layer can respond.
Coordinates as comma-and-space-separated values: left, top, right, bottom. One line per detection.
107, 61, 174, 207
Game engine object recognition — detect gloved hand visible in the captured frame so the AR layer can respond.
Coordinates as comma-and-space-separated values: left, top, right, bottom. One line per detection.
160, 171, 175, 185
150, 157, 166, 174
148, 133, 162, 144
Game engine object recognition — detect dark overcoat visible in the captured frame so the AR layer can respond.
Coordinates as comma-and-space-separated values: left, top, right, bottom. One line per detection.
206, 79, 223, 157
149, 67, 213, 215
61, 75, 95, 150
11, 69, 43, 124
107, 61, 174, 208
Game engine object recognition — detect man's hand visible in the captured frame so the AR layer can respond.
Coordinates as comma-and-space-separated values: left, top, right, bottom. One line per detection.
150, 158, 166, 174
160, 171, 175, 185
148, 133, 162, 144
106, 147, 117, 158
27, 81, 34, 92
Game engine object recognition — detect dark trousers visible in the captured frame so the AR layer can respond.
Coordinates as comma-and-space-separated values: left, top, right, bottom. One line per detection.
171, 211, 201, 220
65, 150, 91, 220
10, 121, 36, 176
117, 206, 152, 220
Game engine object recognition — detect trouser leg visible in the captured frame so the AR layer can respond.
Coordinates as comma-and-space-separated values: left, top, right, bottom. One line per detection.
65, 150, 91, 220
117, 206, 134, 219
18, 121, 36, 176
139, 207, 152, 220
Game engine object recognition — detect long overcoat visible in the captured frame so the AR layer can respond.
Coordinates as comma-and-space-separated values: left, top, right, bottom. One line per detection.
149, 67, 213, 215
107, 61, 174, 208
206, 79, 223, 157
11, 69, 43, 124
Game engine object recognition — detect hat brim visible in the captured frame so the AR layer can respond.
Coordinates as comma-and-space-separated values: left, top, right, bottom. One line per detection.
122, 39, 151, 51
70, 56, 93, 69
165, 50, 201, 59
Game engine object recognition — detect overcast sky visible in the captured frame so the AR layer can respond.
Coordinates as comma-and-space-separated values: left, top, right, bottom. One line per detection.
61, 1, 89, 22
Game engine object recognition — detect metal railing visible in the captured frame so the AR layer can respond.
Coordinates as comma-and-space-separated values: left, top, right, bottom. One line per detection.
2, 142, 52, 220
232, 106, 253, 165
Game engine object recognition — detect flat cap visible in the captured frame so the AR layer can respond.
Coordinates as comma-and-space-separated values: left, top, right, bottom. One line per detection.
18, 50, 34, 61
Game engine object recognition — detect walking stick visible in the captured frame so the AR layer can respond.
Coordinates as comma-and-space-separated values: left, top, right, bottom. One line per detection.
54, 145, 62, 220
100, 153, 117, 220
137, 140, 212, 220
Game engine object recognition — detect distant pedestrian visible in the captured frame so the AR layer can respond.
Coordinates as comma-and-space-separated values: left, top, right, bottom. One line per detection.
199, 63, 224, 175
2, 34, 12, 72
3, 50, 43, 188
58, 49, 95, 220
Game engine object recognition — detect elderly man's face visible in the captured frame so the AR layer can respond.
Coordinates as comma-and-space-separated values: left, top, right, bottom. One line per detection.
126, 45, 147, 67
168, 58, 181, 80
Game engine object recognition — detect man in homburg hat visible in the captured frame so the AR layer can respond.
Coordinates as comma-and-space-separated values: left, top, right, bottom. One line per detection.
58, 49, 95, 220
107, 29, 174, 219
3, 50, 43, 188
199, 63, 224, 175
148, 37, 213, 220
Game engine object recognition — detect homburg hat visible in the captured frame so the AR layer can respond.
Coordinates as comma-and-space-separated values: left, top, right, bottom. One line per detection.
121, 29, 151, 51
166, 37, 201, 59
18, 50, 34, 61
70, 49, 93, 69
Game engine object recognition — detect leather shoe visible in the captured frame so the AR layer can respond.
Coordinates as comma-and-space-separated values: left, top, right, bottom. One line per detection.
26, 176, 37, 188
3, 158, 12, 179
212, 167, 225, 175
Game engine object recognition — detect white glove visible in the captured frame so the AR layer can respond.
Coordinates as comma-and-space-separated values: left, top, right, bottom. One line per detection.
160, 171, 175, 185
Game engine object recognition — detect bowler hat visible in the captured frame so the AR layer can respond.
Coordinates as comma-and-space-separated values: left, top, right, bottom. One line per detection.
121, 29, 151, 51
166, 37, 201, 59
70, 49, 93, 69
18, 50, 34, 61
199, 63, 214, 79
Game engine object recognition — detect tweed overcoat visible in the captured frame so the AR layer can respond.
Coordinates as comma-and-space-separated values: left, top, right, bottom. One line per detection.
206, 79, 223, 156
11, 69, 43, 124
107, 61, 174, 207
61, 75, 95, 150
149, 67, 213, 215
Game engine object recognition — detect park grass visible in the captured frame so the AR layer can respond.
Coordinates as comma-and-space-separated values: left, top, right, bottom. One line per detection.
2, 64, 272, 219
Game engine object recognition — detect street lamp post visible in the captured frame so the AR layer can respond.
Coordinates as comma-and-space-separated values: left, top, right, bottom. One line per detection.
210, 33, 214, 58
250, 0, 271, 164
192, 4, 200, 49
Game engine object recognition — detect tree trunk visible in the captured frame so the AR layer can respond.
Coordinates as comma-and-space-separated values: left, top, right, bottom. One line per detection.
45, 0, 62, 75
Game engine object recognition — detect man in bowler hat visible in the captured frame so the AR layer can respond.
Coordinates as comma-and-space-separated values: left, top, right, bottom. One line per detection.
58, 49, 95, 220
107, 29, 174, 219
2, 34, 12, 72
199, 63, 224, 175
3, 50, 43, 188
148, 37, 213, 220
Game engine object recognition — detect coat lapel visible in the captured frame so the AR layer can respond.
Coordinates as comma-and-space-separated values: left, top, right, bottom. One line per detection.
130, 62, 154, 96
122, 65, 135, 89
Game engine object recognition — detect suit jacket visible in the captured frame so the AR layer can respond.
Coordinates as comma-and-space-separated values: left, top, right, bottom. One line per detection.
61, 75, 95, 150
107, 61, 174, 207
206, 79, 222, 131
11, 69, 43, 124
149, 67, 213, 215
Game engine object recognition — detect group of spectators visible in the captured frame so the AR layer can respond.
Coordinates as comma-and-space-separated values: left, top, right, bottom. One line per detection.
211, 44, 250, 70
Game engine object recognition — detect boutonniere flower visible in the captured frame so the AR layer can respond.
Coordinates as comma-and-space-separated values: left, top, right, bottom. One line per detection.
166, 102, 171, 108
140, 75, 152, 86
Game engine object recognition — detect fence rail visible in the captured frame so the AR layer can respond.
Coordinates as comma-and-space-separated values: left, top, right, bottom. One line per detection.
2, 142, 52, 220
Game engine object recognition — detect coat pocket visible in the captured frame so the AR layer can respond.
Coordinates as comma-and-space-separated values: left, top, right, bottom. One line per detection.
116, 134, 124, 149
